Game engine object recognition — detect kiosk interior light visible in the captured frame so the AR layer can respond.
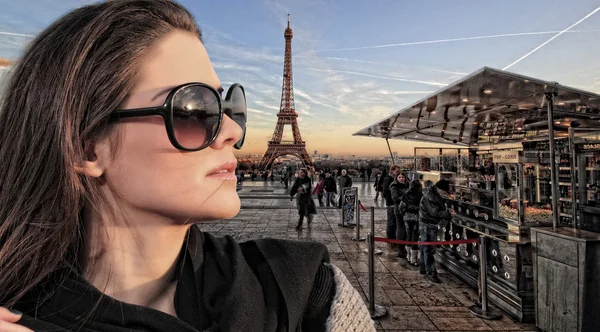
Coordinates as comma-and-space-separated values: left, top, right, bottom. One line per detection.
483, 89, 493, 95
462, 98, 469, 102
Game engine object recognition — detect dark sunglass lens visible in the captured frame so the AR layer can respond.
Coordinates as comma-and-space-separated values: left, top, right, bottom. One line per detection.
171, 85, 220, 149
230, 86, 247, 149
230, 86, 247, 128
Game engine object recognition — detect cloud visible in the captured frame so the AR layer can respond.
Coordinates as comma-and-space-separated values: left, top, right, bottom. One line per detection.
310, 56, 468, 76
254, 100, 281, 111
0, 31, 34, 38
248, 108, 272, 115
306, 68, 448, 87
375, 90, 434, 95
294, 88, 338, 110
211, 62, 264, 73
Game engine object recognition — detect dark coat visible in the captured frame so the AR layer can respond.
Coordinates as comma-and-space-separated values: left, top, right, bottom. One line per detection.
381, 175, 395, 206
338, 175, 352, 189
324, 176, 337, 193
419, 186, 451, 226
291, 177, 316, 216
399, 187, 423, 215
390, 181, 409, 214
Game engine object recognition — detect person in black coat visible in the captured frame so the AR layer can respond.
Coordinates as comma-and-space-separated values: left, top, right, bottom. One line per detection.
337, 169, 353, 208
390, 172, 409, 258
419, 179, 453, 283
290, 169, 316, 230
323, 173, 337, 207
399, 179, 423, 267
382, 166, 400, 246
373, 173, 382, 201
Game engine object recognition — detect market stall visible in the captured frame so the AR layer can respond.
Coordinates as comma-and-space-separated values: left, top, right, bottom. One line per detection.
355, 67, 600, 324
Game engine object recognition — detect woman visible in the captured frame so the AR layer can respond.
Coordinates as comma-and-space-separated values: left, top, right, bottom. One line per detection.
0, 1, 374, 331
390, 173, 409, 258
290, 169, 316, 230
313, 175, 325, 207
399, 180, 423, 267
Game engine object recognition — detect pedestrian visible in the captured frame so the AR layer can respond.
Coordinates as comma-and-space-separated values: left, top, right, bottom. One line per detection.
382, 166, 400, 250
290, 169, 316, 230
367, 167, 372, 182
313, 175, 325, 207
373, 173, 382, 201
338, 169, 353, 208
399, 179, 423, 267
390, 172, 409, 258
0, 1, 374, 330
419, 179, 454, 283
282, 169, 289, 189
324, 172, 337, 207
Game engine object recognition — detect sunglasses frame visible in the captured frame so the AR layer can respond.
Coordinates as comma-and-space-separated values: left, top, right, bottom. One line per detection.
109, 82, 247, 151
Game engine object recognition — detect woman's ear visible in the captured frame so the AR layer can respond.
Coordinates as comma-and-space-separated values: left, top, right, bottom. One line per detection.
74, 139, 111, 178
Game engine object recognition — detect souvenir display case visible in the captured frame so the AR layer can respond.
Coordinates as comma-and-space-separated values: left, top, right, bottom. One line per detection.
575, 141, 600, 232
418, 147, 536, 322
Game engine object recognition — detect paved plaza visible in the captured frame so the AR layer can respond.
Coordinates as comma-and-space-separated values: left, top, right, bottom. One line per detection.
198, 181, 539, 331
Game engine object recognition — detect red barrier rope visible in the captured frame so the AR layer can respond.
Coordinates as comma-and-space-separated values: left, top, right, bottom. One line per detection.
374, 236, 477, 246
359, 201, 368, 212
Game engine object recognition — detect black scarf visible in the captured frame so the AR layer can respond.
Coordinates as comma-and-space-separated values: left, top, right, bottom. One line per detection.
16, 226, 330, 331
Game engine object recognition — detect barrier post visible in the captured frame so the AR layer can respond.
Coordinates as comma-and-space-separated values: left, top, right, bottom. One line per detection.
363, 207, 382, 255
351, 200, 366, 241
469, 235, 502, 320
367, 229, 387, 319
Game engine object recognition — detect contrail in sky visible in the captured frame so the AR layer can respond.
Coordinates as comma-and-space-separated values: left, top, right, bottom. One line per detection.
0, 31, 35, 38
321, 57, 468, 75
306, 29, 600, 53
503, 7, 600, 70
307, 68, 447, 87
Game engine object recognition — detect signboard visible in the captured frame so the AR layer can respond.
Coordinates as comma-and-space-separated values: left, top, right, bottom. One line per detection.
578, 143, 600, 151
340, 187, 358, 227
492, 151, 519, 164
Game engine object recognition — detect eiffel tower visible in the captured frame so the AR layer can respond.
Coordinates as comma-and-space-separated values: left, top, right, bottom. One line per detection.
259, 14, 312, 170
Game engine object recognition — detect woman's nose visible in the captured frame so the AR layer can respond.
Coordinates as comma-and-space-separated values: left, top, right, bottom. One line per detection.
210, 115, 243, 150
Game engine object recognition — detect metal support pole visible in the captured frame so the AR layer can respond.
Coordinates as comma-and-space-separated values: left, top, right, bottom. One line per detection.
546, 92, 559, 230
367, 230, 387, 319
363, 207, 383, 255
351, 200, 366, 241
386, 138, 395, 164
469, 235, 502, 320
569, 127, 577, 229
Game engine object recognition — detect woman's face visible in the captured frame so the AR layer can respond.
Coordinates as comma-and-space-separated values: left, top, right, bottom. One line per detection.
100, 30, 243, 223
398, 174, 406, 183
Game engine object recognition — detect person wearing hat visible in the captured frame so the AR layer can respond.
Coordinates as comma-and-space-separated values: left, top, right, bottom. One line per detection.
418, 178, 455, 283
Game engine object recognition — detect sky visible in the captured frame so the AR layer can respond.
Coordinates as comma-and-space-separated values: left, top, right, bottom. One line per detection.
1, 0, 600, 157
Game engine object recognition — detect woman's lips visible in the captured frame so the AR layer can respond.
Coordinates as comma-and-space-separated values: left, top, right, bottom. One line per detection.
206, 160, 237, 180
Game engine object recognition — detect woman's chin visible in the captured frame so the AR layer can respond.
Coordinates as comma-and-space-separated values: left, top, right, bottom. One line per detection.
202, 195, 241, 221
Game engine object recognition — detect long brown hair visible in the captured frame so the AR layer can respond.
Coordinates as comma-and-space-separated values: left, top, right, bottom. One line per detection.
0, 0, 201, 307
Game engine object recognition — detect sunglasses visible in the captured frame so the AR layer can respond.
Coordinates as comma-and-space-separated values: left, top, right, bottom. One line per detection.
109, 82, 247, 151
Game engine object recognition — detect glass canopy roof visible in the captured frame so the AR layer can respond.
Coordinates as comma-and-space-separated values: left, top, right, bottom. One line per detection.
354, 67, 600, 146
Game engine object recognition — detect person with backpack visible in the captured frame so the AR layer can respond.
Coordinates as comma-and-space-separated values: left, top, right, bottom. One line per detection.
419, 179, 454, 283
399, 179, 423, 267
